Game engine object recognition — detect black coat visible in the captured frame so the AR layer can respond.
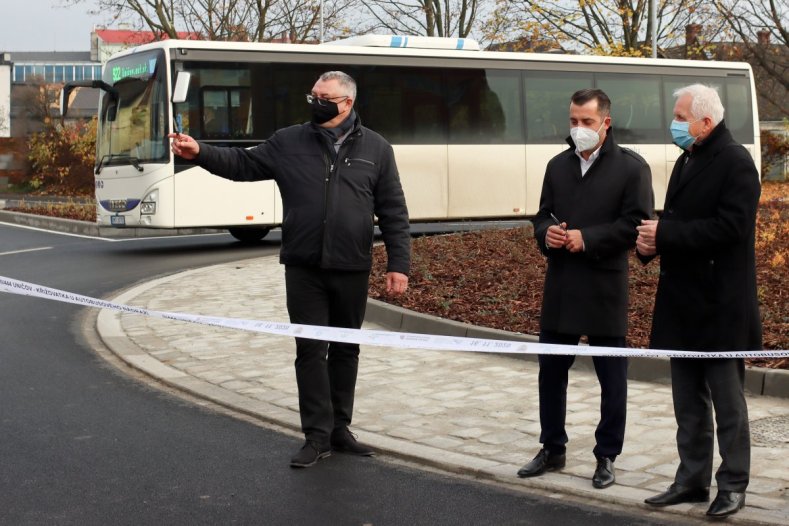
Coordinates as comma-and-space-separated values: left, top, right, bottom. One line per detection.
195, 114, 411, 274
646, 121, 762, 352
534, 129, 654, 337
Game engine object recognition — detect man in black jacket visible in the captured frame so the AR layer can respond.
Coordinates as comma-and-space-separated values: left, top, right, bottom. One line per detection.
170, 71, 411, 468
517, 89, 653, 489
639, 84, 761, 518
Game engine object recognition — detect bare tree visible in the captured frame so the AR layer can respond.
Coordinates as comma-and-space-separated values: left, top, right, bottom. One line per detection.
712, 0, 788, 118
65, 0, 360, 43
360, 0, 482, 38
482, 0, 718, 56
271, 0, 359, 43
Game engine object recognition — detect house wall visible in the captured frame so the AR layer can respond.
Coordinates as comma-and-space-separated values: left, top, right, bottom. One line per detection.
0, 53, 11, 138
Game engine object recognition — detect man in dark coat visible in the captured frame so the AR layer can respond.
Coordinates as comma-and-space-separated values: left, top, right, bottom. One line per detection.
639, 84, 761, 518
518, 89, 653, 488
169, 71, 411, 468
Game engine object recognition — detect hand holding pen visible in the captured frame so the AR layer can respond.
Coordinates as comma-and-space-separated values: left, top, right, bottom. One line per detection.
546, 212, 568, 249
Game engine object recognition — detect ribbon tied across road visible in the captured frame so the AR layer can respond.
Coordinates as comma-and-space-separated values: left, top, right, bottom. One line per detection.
1, 275, 787, 360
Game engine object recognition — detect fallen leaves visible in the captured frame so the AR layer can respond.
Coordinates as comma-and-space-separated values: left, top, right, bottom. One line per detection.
370, 182, 788, 369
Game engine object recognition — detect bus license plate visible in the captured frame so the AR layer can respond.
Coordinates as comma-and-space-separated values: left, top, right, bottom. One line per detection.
110, 215, 126, 226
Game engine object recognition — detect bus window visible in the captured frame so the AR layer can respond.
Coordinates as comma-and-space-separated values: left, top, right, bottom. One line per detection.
447, 69, 522, 144
268, 64, 326, 131
523, 71, 593, 144
173, 63, 254, 140
724, 77, 755, 144
355, 66, 446, 144
596, 74, 662, 143
200, 87, 252, 139
202, 89, 230, 136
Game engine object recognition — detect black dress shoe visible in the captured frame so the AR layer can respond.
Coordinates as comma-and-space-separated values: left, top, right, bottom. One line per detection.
706, 491, 745, 517
331, 427, 375, 456
592, 457, 615, 489
644, 483, 710, 506
517, 449, 566, 478
290, 440, 331, 468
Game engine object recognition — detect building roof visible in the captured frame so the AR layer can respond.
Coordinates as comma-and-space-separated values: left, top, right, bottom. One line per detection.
9, 51, 93, 63
94, 29, 201, 45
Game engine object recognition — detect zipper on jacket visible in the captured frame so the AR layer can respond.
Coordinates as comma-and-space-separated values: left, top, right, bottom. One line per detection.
344, 157, 376, 167
323, 152, 333, 226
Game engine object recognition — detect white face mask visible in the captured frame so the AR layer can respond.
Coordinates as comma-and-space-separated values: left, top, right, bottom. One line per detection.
570, 121, 605, 152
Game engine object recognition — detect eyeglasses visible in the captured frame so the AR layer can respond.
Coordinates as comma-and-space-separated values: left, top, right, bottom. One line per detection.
305, 94, 349, 106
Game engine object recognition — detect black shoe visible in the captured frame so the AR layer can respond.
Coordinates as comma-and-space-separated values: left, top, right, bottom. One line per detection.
290, 441, 331, 468
644, 483, 710, 506
706, 491, 745, 518
331, 427, 375, 456
592, 457, 615, 489
517, 449, 566, 478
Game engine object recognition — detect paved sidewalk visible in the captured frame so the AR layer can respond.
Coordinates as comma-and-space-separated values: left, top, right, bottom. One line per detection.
96, 255, 789, 525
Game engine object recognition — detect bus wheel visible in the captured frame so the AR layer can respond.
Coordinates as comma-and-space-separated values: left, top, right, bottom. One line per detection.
228, 227, 271, 243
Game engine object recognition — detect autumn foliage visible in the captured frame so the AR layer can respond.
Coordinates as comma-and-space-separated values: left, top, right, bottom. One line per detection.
25, 119, 97, 196
370, 182, 789, 368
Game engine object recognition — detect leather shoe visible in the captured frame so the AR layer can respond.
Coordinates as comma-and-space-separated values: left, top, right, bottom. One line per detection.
706, 491, 745, 518
517, 449, 565, 478
644, 483, 710, 506
331, 427, 375, 456
290, 440, 331, 468
592, 457, 615, 489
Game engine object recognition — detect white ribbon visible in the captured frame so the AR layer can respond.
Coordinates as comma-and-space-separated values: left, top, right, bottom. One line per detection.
1, 275, 787, 360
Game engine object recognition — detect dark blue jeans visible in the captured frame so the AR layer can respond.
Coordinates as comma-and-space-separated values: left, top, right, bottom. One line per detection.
537, 330, 628, 460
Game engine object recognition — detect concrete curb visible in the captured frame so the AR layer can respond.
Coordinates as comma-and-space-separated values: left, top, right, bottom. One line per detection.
0, 210, 223, 238
365, 298, 789, 399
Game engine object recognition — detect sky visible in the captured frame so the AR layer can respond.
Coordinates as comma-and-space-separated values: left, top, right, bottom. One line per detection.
0, 0, 105, 52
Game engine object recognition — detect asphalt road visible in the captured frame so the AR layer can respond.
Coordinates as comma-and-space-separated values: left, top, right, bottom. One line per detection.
0, 222, 691, 525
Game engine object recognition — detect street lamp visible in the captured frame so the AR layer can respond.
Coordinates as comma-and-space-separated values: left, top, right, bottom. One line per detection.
650, 0, 657, 58
320, 0, 324, 43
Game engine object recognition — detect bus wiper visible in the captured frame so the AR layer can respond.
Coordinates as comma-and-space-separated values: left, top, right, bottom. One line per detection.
95, 154, 145, 174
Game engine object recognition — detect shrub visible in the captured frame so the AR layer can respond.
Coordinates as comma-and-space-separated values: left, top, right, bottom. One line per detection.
26, 119, 97, 195
761, 125, 789, 181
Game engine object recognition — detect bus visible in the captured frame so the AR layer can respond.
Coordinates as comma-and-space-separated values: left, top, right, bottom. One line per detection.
62, 35, 760, 242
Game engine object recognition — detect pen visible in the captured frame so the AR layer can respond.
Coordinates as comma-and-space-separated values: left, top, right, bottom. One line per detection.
550, 213, 565, 230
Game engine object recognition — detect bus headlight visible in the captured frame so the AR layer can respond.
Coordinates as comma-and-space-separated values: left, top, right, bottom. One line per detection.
140, 190, 158, 215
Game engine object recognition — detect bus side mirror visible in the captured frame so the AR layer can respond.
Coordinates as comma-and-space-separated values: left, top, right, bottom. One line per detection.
59, 80, 117, 123
172, 72, 191, 104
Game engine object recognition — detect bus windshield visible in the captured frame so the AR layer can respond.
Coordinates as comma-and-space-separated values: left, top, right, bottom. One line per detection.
97, 50, 167, 169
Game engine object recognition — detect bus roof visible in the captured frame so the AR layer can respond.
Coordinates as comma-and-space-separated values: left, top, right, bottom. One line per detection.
324, 34, 480, 51
111, 37, 754, 73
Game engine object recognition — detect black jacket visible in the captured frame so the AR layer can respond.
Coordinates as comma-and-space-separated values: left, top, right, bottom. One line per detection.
195, 114, 411, 274
533, 128, 654, 337
644, 121, 762, 351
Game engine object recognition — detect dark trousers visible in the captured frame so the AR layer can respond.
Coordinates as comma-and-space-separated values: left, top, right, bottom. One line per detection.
285, 265, 370, 445
538, 330, 628, 459
670, 357, 750, 491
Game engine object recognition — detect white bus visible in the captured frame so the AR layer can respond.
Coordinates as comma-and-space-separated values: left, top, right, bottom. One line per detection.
63, 36, 760, 242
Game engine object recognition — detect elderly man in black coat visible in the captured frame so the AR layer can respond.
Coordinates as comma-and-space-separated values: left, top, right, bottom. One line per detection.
638, 84, 761, 518
518, 89, 653, 489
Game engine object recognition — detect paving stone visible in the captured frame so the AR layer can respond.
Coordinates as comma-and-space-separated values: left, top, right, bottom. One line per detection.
477, 430, 528, 445
98, 256, 789, 525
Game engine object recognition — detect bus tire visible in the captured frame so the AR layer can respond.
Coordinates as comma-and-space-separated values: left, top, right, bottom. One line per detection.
228, 227, 271, 243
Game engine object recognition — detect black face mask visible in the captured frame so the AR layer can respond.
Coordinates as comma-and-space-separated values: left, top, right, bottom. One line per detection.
311, 98, 340, 124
